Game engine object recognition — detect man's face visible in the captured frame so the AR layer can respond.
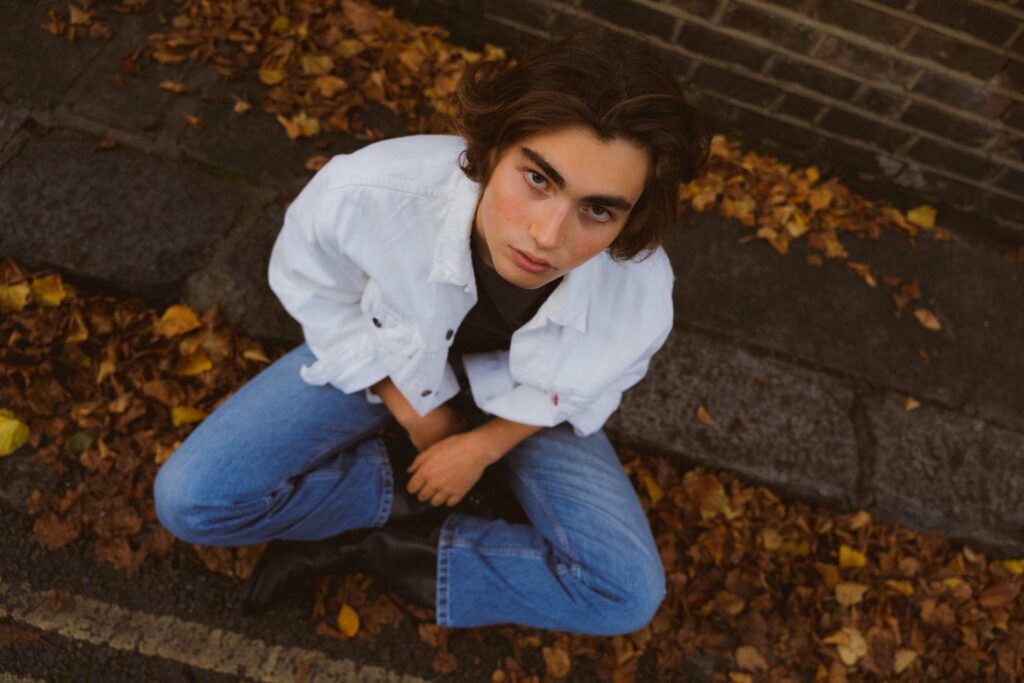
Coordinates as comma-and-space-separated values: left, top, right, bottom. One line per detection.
471, 125, 650, 289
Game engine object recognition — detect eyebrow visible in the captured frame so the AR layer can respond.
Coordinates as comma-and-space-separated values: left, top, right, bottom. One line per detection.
520, 146, 634, 212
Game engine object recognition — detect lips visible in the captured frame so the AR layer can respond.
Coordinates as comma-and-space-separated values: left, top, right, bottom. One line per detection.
515, 249, 550, 267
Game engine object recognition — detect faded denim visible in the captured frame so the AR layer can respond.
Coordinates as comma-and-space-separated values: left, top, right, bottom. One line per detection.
154, 342, 665, 635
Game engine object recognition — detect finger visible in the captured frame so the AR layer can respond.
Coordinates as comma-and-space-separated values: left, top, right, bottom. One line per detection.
446, 496, 460, 507
430, 491, 448, 507
417, 486, 435, 502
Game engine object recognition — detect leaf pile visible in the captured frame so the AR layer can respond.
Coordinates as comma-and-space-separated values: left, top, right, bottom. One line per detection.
0, 258, 274, 577
681, 136, 947, 331
143, 0, 505, 140
4, 257, 1024, 681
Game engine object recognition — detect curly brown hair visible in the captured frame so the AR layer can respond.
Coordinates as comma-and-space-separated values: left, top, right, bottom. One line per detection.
451, 28, 712, 262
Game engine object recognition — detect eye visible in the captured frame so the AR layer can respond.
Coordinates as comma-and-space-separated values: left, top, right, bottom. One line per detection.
584, 205, 613, 223
525, 170, 548, 190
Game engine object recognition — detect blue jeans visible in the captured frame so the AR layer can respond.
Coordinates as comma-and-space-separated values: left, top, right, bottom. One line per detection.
153, 343, 665, 635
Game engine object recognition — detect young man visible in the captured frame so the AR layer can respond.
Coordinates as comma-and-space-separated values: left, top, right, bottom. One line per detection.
153, 28, 711, 635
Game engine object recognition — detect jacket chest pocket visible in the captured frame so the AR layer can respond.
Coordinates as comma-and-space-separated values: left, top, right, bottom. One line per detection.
360, 279, 422, 362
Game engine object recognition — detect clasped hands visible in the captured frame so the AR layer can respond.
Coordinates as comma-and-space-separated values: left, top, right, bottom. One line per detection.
399, 404, 494, 508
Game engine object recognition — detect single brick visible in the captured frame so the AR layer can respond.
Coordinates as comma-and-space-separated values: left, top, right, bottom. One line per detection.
910, 2, 1019, 46
677, 22, 773, 71
915, 170, 989, 207
775, 92, 825, 120
580, 0, 679, 40
812, 0, 914, 45
906, 138, 1002, 180
900, 102, 996, 148
912, 70, 1011, 118
734, 106, 819, 154
814, 35, 919, 86
769, 57, 861, 100
1006, 59, 1024, 95
995, 168, 1024, 194
906, 27, 1006, 80
722, 3, 819, 53
816, 136, 888, 175
990, 192, 1024, 224
662, 0, 721, 19
855, 88, 906, 118
692, 63, 780, 107
818, 107, 912, 152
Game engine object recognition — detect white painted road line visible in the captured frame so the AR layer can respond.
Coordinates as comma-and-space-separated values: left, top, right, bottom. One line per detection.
0, 578, 429, 683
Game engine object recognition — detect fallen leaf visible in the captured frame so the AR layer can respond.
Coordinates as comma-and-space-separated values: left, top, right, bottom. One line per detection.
337, 603, 359, 637
839, 545, 867, 568
824, 627, 868, 665
907, 205, 936, 229
542, 645, 571, 678
893, 648, 917, 674
171, 406, 206, 427
0, 282, 31, 311
735, 645, 767, 671
158, 80, 187, 93
980, 580, 1021, 609
913, 308, 942, 331
903, 396, 921, 411
835, 582, 869, 607
696, 403, 715, 426
155, 304, 202, 337
0, 409, 30, 456
32, 274, 66, 307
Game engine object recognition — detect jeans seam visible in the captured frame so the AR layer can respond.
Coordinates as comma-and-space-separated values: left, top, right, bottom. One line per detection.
369, 436, 393, 528
450, 540, 545, 559
436, 513, 460, 626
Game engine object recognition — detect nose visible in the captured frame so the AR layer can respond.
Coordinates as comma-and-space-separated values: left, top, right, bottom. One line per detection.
529, 201, 570, 250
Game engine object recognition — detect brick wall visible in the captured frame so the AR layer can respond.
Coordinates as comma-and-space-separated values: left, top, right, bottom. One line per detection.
375, 0, 1024, 248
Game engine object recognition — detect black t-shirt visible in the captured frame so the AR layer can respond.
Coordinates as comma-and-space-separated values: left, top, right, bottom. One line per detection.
449, 238, 562, 391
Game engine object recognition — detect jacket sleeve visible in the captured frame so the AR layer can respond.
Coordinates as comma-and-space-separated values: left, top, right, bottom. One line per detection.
559, 288, 673, 437
267, 159, 390, 394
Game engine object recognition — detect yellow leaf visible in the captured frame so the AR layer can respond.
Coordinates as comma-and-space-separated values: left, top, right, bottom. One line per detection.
155, 304, 202, 338
823, 233, 848, 259
839, 545, 867, 568
338, 603, 359, 637
294, 112, 320, 138
835, 581, 869, 607
893, 648, 917, 674
849, 510, 871, 530
760, 528, 783, 551
152, 50, 186, 64
913, 308, 942, 331
729, 674, 753, 683
696, 403, 715, 426
907, 205, 936, 229
276, 114, 300, 140
259, 66, 287, 86
171, 406, 206, 427
0, 282, 31, 311
784, 212, 809, 238
232, 98, 251, 115
807, 187, 833, 211
32, 274, 66, 307
1001, 560, 1024, 575
301, 54, 335, 76
270, 15, 290, 33
315, 75, 348, 98
158, 80, 187, 93
805, 166, 820, 184
176, 348, 212, 377
885, 579, 915, 596
641, 473, 663, 506
66, 308, 89, 343
542, 645, 571, 678
943, 576, 964, 589
0, 408, 30, 456
823, 627, 867, 666
903, 396, 921, 411
337, 39, 365, 59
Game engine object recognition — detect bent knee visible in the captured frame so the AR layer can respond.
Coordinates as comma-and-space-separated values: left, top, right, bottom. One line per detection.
583, 557, 665, 636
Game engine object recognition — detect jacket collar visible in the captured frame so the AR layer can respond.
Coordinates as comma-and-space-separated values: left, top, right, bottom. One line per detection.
429, 170, 592, 335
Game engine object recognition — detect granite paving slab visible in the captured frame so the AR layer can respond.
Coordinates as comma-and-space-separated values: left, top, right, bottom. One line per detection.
868, 392, 1024, 556
182, 199, 302, 344
609, 329, 861, 507
0, 0, 107, 108
668, 211, 1024, 432
0, 126, 244, 301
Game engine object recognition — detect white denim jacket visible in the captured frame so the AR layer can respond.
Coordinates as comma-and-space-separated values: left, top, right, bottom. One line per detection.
267, 135, 674, 436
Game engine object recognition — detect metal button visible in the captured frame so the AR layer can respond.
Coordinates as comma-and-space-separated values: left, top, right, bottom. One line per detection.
421, 389, 432, 397
445, 329, 453, 340
372, 317, 382, 328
